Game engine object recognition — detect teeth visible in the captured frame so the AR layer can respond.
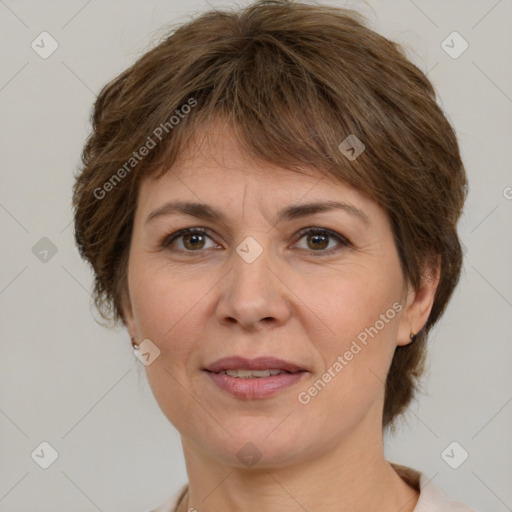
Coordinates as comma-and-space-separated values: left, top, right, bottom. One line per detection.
219, 369, 286, 378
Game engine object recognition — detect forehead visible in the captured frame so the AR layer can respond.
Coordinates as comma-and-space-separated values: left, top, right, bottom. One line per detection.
140, 121, 373, 206
158, 121, 325, 185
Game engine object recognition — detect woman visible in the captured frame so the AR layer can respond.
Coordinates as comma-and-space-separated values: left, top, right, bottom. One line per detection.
72, 1, 474, 510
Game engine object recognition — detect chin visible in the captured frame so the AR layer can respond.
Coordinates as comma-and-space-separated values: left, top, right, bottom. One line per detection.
197, 417, 314, 469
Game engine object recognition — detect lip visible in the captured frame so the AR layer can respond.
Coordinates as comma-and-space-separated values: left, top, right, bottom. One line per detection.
205, 371, 307, 399
203, 356, 308, 400
203, 356, 306, 373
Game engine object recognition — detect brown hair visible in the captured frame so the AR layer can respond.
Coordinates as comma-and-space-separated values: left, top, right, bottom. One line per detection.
72, 0, 468, 430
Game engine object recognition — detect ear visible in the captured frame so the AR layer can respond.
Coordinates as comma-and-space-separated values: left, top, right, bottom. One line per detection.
120, 289, 139, 342
397, 254, 441, 347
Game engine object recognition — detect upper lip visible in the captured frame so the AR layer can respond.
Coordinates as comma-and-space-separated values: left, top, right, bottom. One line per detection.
203, 356, 307, 374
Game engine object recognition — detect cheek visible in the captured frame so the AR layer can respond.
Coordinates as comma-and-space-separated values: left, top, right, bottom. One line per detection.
128, 258, 211, 370
309, 265, 399, 344
128, 256, 201, 339
129, 265, 203, 429
306, 270, 400, 398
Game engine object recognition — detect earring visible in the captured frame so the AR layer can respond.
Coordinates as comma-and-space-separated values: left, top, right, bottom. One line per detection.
410, 331, 417, 343
131, 336, 139, 351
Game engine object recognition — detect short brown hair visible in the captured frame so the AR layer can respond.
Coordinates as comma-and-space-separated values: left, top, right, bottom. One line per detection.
72, 0, 468, 429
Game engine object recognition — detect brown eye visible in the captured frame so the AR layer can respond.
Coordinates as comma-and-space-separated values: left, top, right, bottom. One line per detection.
295, 228, 350, 255
182, 232, 206, 250
306, 232, 329, 250
162, 228, 215, 251
161, 227, 350, 256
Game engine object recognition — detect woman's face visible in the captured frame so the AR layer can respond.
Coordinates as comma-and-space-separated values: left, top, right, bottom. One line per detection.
124, 122, 427, 468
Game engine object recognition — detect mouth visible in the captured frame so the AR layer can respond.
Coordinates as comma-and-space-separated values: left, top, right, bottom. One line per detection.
203, 356, 308, 399
203, 355, 307, 374
210, 368, 297, 378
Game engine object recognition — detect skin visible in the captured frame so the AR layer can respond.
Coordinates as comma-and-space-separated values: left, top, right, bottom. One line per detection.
123, 120, 440, 512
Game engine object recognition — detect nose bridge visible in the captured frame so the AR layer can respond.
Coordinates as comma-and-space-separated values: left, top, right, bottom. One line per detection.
231, 233, 274, 301
241, 233, 269, 270
216, 232, 290, 328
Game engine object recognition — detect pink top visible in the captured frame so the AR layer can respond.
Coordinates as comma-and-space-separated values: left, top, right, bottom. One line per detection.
144, 463, 477, 512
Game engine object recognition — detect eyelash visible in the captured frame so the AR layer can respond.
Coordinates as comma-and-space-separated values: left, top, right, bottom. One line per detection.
161, 227, 351, 256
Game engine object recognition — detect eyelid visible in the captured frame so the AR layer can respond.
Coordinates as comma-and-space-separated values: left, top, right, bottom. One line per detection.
161, 227, 215, 249
294, 226, 351, 245
292, 227, 351, 256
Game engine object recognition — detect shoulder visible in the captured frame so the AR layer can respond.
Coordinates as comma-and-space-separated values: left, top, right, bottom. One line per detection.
142, 483, 188, 512
415, 472, 479, 512
144, 471, 483, 512
390, 462, 479, 512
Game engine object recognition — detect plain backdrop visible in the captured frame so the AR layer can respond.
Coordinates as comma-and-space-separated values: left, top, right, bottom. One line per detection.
0, 0, 511, 511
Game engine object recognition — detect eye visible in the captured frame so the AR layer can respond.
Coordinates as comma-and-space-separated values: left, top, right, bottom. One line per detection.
161, 228, 217, 252
161, 227, 351, 255
294, 227, 350, 255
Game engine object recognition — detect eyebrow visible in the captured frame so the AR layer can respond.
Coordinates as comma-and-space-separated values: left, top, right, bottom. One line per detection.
145, 200, 371, 227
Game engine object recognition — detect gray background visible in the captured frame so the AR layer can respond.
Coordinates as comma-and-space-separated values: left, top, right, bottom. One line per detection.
0, 0, 511, 511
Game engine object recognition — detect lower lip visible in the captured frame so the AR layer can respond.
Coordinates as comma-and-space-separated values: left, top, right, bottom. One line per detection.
204, 371, 307, 399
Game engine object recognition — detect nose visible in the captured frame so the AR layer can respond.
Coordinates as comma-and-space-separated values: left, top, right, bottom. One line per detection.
215, 239, 292, 331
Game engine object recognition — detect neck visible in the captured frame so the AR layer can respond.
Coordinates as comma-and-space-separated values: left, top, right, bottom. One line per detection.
176, 412, 419, 512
